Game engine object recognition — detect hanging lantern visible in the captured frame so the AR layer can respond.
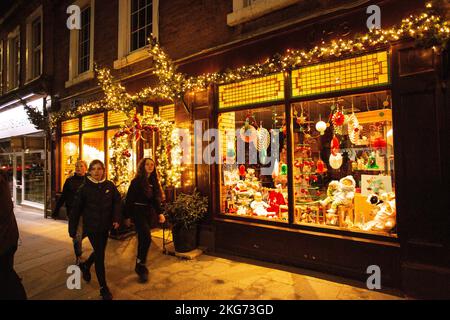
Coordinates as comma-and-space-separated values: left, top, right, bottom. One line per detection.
256, 126, 271, 151
331, 136, 340, 156
239, 164, 246, 177
329, 153, 343, 169
315, 120, 327, 135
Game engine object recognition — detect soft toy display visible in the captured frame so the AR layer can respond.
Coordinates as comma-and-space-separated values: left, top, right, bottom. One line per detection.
223, 168, 240, 186
250, 192, 272, 217
319, 180, 340, 207
362, 192, 396, 232
326, 175, 356, 214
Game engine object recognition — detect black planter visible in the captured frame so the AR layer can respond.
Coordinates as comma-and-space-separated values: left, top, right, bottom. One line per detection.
172, 224, 198, 253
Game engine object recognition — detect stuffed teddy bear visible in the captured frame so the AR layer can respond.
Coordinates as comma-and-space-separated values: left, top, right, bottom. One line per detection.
327, 175, 356, 214
250, 192, 271, 216
320, 180, 340, 207
362, 192, 396, 232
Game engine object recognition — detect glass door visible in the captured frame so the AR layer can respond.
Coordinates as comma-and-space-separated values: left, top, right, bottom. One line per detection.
14, 153, 23, 205
23, 151, 45, 207
0, 153, 14, 199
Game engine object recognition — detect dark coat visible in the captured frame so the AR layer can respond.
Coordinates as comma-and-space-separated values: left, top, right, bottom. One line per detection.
125, 177, 163, 221
54, 174, 86, 212
0, 178, 19, 256
71, 177, 122, 236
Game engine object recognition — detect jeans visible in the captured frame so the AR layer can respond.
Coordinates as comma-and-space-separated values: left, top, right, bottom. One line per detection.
134, 207, 153, 264
0, 246, 27, 300
72, 216, 86, 258
85, 232, 109, 288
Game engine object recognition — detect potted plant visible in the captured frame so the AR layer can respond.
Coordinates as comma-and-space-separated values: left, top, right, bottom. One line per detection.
164, 189, 208, 253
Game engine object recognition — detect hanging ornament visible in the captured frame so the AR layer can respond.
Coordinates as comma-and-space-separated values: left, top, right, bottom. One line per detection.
296, 104, 307, 125
371, 137, 387, 150
329, 153, 343, 170
315, 114, 327, 135
347, 113, 362, 145
281, 163, 288, 176
256, 123, 271, 151
240, 117, 258, 144
332, 110, 345, 126
331, 135, 340, 156
316, 158, 327, 174
259, 148, 267, 164
239, 164, 246, 177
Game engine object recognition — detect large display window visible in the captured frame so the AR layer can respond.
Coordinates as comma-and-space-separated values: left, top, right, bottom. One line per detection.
291, 91, 396, 236
218, 104, 290, 222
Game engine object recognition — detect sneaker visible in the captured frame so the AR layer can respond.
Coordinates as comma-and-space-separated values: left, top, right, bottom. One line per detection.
79, 262, 91, 283
100, 286, 113, 300
135, 263, 149, 283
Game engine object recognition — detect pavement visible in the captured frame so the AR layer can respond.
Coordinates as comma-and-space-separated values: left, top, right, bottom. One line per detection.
13, 206, 407, 300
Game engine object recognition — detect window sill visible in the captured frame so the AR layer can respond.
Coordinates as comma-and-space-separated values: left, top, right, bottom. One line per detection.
24, 75, 42, 86
65, 70, 95, 88
113, 47, 150, 69
227, 0, 300, 26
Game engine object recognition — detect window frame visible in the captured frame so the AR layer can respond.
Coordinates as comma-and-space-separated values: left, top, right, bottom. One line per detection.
25, 6, 43, 83
6, 27, 20, 92
227, 0, 300, 26
114, 0, 159, 69
65, 0, 95, 88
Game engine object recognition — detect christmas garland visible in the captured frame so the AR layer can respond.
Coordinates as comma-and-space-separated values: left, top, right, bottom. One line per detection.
110, 113, 183, 194
48, 2, 449, 129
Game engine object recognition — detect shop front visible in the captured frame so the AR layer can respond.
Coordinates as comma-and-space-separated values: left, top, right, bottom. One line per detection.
0, 96, 48, 210
211, 49, 401, 285
179, 1, 450, 294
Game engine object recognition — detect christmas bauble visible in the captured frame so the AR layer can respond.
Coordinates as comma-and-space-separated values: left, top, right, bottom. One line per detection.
329, 153, 343, 169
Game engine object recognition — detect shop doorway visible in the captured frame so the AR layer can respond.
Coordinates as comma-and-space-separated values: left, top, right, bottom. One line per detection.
8, 151, 45, 209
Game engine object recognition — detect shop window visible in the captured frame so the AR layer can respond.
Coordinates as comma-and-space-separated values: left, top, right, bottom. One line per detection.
107, 110, 128, 126
292, 51, 390, 98
218, 73, 285, 109
143, 105, 154, 118
82, 131, 104, 166
62, 118, 80, 134
159, 104, 175, 122
24, 152, 45, 205
219, 104, 289, 222
291, 91, 396, 236
82, 113, 104, 131
61, 135, 80, 189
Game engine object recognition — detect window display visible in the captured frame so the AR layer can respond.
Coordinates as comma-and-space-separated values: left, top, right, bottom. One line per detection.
107, 129, 136, 179
61, 135, 79, 188
219, 105, 289, 222
291, 91, 396, 236
82, 131, 105, 165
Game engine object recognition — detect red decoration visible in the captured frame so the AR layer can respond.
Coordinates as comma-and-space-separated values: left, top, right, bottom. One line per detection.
239, 165, 246, 177
332, 111, 345, 126
331, 136, 340, 156
371, 137, 387, 150
316, 159, 327, 174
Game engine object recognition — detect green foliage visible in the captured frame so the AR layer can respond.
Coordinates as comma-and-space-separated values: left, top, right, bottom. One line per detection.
164, 189, 208, 229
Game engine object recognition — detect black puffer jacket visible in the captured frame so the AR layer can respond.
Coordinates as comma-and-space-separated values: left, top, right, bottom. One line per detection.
71, 177, 122, 236
54, 174, 85, 212
125, 177, 163, 219
0, 177, 19, 256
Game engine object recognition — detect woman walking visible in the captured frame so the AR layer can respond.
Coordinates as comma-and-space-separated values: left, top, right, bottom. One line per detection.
52, 160, 87, 265
72, 160, 121, 300
125, 158, 165, 283
0, 170, 27, 300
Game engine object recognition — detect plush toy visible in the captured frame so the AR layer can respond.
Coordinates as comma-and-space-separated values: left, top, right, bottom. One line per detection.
319, 180, 340, 207
267, 189, 286, 214
329, 152, 343, 169
250, 192, 271, 216
237, 206, 248, 215
362, 192, 396, 232
327, 175, 356, 214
